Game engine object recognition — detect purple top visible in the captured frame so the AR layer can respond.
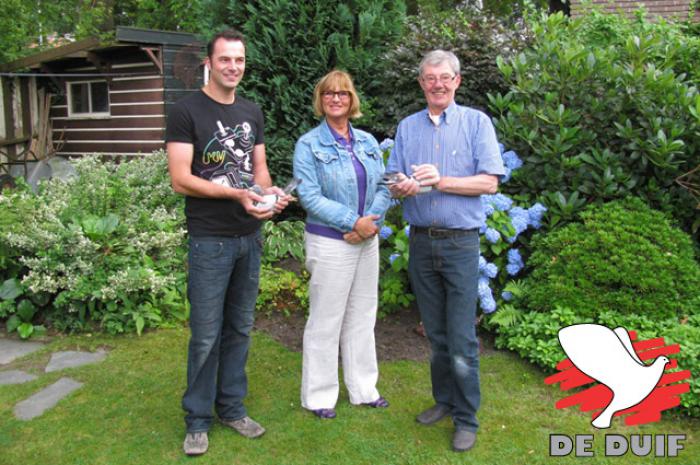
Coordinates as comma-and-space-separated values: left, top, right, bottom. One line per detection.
305, 124, 368, 241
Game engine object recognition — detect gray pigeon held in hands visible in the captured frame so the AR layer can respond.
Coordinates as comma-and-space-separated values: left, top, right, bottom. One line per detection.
558, 324, 669, 429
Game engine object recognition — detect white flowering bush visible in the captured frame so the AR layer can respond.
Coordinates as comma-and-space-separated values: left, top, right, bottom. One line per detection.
0, 152, 188, 335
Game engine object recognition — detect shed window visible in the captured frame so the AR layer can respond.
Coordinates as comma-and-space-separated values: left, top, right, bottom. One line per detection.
68, 81, 109, 116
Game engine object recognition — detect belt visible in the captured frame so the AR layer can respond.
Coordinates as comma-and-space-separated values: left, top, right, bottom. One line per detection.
411, 226, 475, 239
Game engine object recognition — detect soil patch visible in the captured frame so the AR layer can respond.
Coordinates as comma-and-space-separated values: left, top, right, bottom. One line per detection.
255, 305, 430, 361
254, 306, 497, 361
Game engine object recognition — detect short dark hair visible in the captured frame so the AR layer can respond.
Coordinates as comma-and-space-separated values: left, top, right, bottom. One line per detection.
207, 29, 246, 59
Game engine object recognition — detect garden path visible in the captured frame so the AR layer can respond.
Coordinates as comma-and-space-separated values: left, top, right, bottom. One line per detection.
0, 336, 108, 420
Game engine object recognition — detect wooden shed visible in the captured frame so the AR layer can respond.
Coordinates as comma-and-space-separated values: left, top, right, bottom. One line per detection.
570, 0, 700, 21
0, 26, 204, 175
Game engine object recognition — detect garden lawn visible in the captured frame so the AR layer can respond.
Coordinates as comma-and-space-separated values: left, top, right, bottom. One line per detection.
0, 328, 698, 465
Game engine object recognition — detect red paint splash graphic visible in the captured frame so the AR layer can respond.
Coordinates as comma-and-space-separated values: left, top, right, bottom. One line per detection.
544, 330, 692, 426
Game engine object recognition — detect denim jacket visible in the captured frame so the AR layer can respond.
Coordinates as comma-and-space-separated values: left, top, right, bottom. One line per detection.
293, 119, 391, 232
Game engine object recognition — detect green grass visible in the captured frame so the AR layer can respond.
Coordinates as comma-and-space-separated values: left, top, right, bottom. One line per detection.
1, 328, 698, 465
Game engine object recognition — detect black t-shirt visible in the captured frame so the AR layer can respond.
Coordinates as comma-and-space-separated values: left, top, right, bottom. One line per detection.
166, 90, 265, 236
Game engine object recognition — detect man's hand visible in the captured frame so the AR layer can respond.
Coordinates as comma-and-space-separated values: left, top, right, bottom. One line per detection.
343, 231, 364, 244
389, 173, 420, 198
353, 214, 380, 239
411, 163, 440, 186
264, 186, 294, 214
239, 189, 275, 220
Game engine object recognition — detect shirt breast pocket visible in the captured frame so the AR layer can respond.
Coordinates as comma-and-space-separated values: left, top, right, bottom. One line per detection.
312, 149, 341, 198
450, 145, 476, 177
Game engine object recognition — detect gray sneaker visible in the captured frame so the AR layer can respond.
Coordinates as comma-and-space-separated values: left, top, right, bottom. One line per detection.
183, 432, 208, 456
416, 404, 451, 425
452, 429, 477, 452
220, 416, 266, 438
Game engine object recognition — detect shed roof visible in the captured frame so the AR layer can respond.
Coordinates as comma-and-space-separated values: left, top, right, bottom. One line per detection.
0, 26, 202, 73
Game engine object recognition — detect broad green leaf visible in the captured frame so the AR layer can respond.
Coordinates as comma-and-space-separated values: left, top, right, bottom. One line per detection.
17, 322, 34, 339
0, 279, 22, 301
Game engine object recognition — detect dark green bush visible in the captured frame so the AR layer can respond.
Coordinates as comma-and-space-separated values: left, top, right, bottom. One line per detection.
489, 11, 700, 234
523, 198, 700, 320
374, 4, 526, 136
224, 0, 406, 182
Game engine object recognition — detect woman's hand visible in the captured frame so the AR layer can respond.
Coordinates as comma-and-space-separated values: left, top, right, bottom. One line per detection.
353, 214, 380, 239
343, 231, 364, 244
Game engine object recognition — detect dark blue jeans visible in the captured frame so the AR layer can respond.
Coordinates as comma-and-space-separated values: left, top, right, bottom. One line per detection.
182, 232, 263, 433
408, 229, 481, 432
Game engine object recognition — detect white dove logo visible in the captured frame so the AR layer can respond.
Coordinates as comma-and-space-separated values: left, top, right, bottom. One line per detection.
557, 324, 669, 429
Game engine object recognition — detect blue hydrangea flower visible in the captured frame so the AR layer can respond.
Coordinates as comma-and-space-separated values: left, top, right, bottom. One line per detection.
489, 193, 513, 212
501, 290, 513, 301
507, 248, 523, 266
482, 198, 495, 217
379, 138, 395, 152
502, 150, 523, 171
478, 255, 487, 273
484, 262, 498, 279
480, 294, 497, 313
527, 202, 547, 229
477, 277, 491, 298
501, 166, 512, 184
404, 225, 410, 237
506, 263, 523, 276
389, 253, 400, 265
484, 227, 501, 244
509, 207, 529, 234
479, 224, 487, 234
498, 142, 505, 154
379, 226, 393, 240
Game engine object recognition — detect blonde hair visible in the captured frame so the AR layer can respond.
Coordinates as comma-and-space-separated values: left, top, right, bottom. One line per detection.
312, 70, 363, 119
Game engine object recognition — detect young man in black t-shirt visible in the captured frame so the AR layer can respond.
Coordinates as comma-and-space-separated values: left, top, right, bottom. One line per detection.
166, 29, 290, 456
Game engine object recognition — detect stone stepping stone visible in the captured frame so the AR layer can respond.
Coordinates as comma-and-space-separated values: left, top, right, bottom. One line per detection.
0, 339, 44, 365
0, 370, 37, 385
14, 377, 83, 420
45, 350, 107, 373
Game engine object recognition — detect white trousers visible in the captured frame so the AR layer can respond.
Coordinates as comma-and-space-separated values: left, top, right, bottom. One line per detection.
301, 232, 381, 409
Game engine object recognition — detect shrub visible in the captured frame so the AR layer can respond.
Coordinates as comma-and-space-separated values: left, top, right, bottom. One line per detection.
523, 198, 700, 321
495, 308, 700, 418
0, 152, 188, 335
224, 0, 406, 182
257, 265, 309, 316
262, 219, 305, 264
489, 11, 700, 234
374, 3, 527, 136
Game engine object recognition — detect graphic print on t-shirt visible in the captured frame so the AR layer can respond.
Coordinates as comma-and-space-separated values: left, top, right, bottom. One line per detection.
202, 120, 255, 188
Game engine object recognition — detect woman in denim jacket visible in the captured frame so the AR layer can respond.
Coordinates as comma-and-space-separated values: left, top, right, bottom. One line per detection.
293, 70, 391, 419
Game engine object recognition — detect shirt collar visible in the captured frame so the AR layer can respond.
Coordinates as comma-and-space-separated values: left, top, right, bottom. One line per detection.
424, 101, 458, 126
328, 123, 353, 146
319, 118, 364, 146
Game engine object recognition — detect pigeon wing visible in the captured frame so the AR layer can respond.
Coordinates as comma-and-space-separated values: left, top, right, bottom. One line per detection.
613, 327, 644, 366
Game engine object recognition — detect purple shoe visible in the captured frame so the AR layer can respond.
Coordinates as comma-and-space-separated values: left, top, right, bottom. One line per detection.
363, 396, 389, 408
311, 408, 337, 419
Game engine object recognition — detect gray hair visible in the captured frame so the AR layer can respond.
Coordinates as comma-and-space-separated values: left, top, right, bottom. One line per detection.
418, 50, 460, 77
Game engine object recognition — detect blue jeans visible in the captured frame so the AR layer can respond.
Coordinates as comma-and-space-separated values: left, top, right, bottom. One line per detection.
408, 229, 481, 432
182, 232, 263, 433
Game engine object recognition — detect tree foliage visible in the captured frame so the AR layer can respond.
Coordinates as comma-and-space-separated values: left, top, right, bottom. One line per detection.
223, 0, 406, 182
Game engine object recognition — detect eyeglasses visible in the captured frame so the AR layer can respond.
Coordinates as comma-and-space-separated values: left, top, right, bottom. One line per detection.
421, 74, 457, 85
322, 90, 351, 100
